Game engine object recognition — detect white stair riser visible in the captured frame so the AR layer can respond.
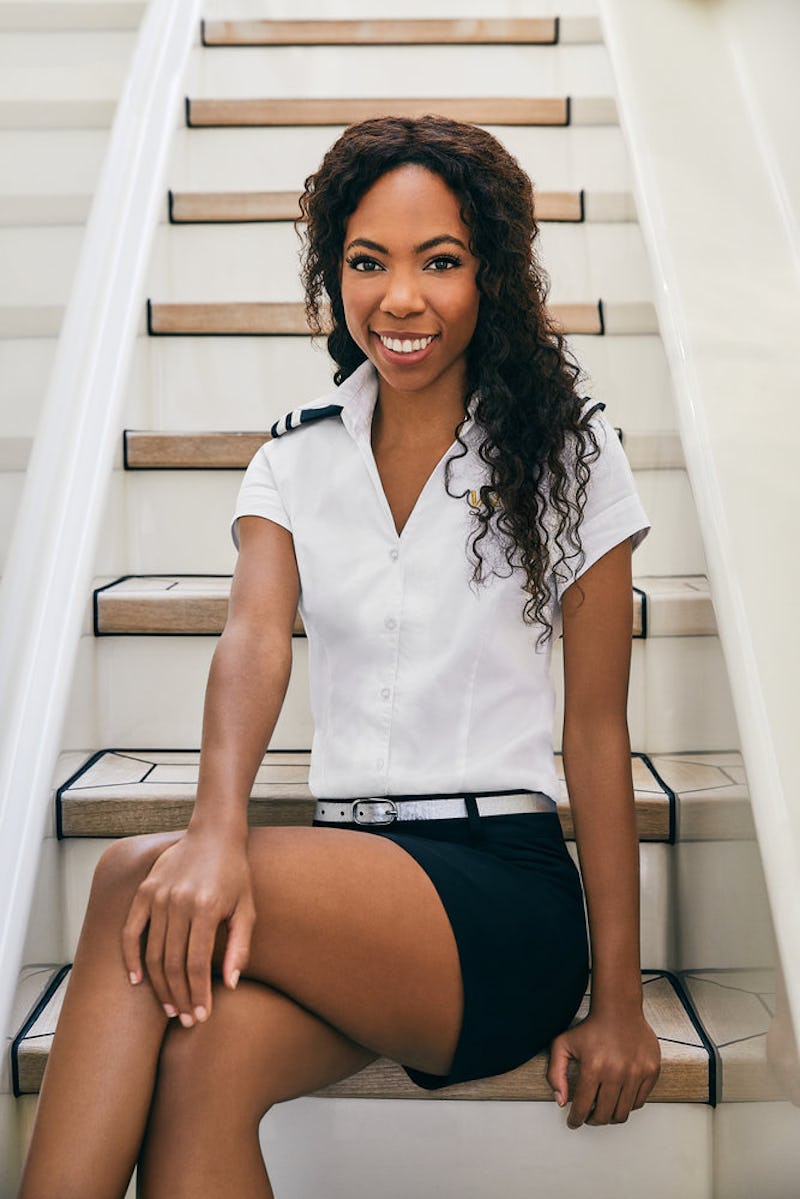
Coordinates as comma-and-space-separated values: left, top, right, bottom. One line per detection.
0, 31, 136, 68
200, 0, 601, 23
0, 130, 109, 196
59, 836, 671, 971
62, 634, 738, 754
2, 221, 653, 308
93, 466, 702, 576
123, 334, 677, 433
714, 1103, 800, 1199
674, 841, 775, 971
145, 220, 655, 306
168, 124, 633, 194
256, 1097, 712, 1199
183, 41, 614, 100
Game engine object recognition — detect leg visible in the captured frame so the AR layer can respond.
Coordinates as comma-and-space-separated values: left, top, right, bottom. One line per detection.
137, 978, 379, 1199
20, 826, 464, 1197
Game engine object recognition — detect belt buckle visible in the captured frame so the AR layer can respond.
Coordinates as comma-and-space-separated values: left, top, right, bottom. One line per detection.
352, 798, 398, 826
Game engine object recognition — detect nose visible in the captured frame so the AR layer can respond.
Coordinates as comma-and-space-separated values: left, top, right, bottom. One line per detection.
379, 268, 426, 318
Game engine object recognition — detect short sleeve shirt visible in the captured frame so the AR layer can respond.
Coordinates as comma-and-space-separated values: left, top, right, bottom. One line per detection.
231, 359, 651, 803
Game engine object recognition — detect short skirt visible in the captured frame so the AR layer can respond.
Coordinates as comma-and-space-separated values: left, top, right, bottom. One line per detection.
311, 803, 589, 1091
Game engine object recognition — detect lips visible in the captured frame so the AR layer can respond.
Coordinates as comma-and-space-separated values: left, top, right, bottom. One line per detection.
372, 330, 440, 365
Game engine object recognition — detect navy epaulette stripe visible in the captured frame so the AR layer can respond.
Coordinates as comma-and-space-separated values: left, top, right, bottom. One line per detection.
269, 403, 343, 439
580, 399, 606, 424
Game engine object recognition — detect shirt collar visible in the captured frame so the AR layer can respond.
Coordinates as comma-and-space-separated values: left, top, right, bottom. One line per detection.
336, 359, 481, 443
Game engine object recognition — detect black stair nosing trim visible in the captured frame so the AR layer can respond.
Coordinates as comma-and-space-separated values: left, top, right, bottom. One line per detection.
167, 188, 175, 224
578, 186, 585, 222
666, 968, 721, 1106
596, 297, 605, 335
55, 748, 111, 839
632, 584, 647, 640
565, 95, 571, 126
199, 18, 207, 47
184, 95, 192, 128
634, 752, 677, 844
554, 15, 560, 44
11, 964, 72, 1096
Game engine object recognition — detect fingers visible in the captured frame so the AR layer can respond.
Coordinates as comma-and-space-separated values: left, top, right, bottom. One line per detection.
186, 914, 219, 1020
546, 1035, 570, 1107
221, 901, 256, 992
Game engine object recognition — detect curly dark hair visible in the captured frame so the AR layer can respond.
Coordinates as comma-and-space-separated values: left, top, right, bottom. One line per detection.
297, 114, 603, 648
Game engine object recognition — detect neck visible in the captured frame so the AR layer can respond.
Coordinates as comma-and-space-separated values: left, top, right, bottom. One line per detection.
372, 368, 470, 448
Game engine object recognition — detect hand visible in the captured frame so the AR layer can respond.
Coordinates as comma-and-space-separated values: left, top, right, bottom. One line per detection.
121, 826, 256, 1026
546, 1009, 661, 1128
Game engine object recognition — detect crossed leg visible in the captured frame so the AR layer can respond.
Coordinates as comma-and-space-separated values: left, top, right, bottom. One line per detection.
19, 825, 465, 1199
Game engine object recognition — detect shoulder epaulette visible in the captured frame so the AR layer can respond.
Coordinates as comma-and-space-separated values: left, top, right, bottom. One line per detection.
269, 403, 343, 440
579, 398, 606, 424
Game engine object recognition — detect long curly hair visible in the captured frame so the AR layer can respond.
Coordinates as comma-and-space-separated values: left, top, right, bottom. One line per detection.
297, 114, 602, 648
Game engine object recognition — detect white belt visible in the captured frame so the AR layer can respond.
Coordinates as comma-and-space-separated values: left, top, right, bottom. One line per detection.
314, 791, 557, 826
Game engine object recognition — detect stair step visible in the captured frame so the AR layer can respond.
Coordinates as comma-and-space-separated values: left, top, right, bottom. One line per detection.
0, 4, 145, 32
56, 748, 671, 840
146, 300, 657, 337
93, 574, 714, 641
199, 18, 602, 48
167, 188, 638, 225
122, 427, 684, 471
10, 966, 713, 1102
185, 96, 617, 129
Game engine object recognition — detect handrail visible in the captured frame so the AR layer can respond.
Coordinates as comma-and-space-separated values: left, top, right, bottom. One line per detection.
597, 0, 800, 1042
0, 0, 200, 1042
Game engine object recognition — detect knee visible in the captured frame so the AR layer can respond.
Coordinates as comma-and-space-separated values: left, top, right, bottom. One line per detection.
156, 1000, 245, 1102
89, 834, 168, 907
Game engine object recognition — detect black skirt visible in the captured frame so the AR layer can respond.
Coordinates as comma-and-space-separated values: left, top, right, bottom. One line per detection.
311, 804, 589, 1091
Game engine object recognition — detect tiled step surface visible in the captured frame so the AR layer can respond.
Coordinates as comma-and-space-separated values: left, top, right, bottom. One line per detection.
146, 299, 658, 337
185, 96, 617, 129
92, 574, 714, 640
122, 427, 684, 470
167, 188, 637, 225
55, 747, 748, 843
200, 17, 602, 46
11, 966, 713, 1102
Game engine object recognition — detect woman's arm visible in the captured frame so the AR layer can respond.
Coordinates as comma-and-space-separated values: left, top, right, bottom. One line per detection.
546, 536, 661, 1126
122, 515, 300, 1023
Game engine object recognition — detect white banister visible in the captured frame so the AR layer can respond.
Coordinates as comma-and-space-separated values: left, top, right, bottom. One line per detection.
0, 0, 200, 1041
597, 0, 800, 1040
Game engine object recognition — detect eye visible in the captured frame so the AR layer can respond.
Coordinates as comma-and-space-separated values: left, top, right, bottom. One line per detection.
426, 254, 462, 272
345, 254, 384, 272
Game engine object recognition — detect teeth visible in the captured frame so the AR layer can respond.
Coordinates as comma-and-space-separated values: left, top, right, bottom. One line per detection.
379, 334, 435, 354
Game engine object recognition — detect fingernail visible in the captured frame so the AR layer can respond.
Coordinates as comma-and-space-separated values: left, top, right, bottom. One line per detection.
231, 969, 240, 989
179, 1012, 194, 1028
194, 1006, 208, 1023
163, 1004, 177, 1018
129, 972, 140, 986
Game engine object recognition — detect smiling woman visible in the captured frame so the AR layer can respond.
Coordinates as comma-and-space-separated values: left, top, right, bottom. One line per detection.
18, 115, 659, 1199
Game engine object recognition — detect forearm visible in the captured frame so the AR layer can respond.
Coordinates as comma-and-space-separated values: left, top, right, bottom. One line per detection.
188, 624, 293, 842
562, 715, 642, 1016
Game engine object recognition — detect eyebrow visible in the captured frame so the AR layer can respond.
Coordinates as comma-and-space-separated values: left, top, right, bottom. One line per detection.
344, 235, 469, 255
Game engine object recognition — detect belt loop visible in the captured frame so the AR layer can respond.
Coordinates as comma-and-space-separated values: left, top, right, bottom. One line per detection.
464, 794, 484, 845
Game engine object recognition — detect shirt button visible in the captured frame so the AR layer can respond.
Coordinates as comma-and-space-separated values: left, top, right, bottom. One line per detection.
389, 549, 399, 561
380, 687, 391, 699
376, 758, 385, 770
385, 616, 397, 630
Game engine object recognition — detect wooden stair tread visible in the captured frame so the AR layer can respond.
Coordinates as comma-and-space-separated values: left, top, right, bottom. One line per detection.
123, 428, 684, 471
200, 18, 584, 47
56, 747, 748, 843
11, 968, 712, 1101
93, 574, 714, 641
146, 300, 657, 337
185, 96, 617, 129
167, 188, 630, 225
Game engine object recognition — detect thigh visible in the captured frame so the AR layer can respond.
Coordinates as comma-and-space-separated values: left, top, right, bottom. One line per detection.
230, 826, 464, 1077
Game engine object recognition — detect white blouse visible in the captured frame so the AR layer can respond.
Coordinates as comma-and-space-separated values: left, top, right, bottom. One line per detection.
231, 360, 651, 803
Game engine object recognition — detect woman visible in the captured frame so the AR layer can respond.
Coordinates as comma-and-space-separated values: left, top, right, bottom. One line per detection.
20, 115, 661, 1198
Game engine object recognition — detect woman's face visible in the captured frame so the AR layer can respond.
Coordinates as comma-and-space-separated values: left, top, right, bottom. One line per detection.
339, 164, 481, 401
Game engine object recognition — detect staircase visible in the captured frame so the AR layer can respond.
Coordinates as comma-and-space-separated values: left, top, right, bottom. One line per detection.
3, 2, 788, 1195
